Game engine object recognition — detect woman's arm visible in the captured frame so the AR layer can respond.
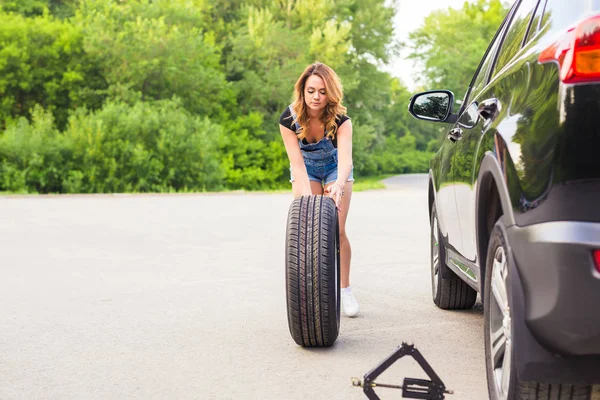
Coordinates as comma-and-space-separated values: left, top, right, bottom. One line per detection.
335, 120, 353, 186
279, 124, 312, 196
325, 120, 352, 210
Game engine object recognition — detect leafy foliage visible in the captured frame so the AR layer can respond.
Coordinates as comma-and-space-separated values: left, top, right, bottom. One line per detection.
0, 11, 104, 130
0, 100, 225, 193
0, 0, 506, 193
407, 0, 507, 99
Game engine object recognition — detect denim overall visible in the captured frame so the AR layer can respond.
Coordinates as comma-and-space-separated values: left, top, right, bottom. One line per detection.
288, 105, 353, 184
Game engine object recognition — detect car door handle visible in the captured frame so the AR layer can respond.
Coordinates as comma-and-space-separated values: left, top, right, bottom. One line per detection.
477, 98, 501, 122
447, 128, 463, 142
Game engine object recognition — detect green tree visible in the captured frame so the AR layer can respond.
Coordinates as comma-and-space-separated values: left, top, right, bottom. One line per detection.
407, 0, 508, 99
0, 0, 77, 18
73, 0, 233, 119
0, 0, 48, 16
0, 12, 105, 130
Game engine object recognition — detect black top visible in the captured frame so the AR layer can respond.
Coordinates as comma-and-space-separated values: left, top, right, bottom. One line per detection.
279, 106, 350, 147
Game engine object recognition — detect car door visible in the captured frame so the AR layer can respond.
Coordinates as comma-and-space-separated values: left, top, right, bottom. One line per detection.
431, 118, 463, 256
438, 2, 515, 284
451, 0, 542, 269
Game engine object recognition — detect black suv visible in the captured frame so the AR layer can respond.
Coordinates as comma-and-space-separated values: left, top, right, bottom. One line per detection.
408, 1, 600, 399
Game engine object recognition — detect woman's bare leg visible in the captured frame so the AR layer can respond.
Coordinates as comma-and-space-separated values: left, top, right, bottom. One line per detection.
310, 181, 324, 195
291, 180, 324, 196
325, 181, 353, 288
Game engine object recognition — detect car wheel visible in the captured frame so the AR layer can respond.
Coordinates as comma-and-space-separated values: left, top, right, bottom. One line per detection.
484, 221, 596, 400
430, 204, 477, 309
285, 195, 340, 347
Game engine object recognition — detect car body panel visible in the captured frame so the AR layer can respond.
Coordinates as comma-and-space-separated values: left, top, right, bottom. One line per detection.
429, 135, 463, 257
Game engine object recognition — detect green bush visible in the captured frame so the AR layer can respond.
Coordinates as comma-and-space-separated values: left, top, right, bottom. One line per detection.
0, 100, 227, 193
376, 134, 433, 174
219, 112, 289, 190
0, 105, 70, 193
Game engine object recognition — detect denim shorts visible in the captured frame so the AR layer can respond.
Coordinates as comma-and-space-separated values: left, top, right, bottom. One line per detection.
289, 136, 354, 185
290, 161, 355, 185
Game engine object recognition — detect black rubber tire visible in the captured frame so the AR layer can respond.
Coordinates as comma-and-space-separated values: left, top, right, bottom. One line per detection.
484, 221, 595, 400
515, 383, 596, 400
430, 204, 477, 309
285, 195, 340, 347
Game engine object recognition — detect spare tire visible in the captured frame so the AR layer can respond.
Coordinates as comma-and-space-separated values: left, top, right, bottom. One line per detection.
285, 195, 340, 347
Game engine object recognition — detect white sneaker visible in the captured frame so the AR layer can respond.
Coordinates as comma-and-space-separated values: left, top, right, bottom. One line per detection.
341, 288, 360, 317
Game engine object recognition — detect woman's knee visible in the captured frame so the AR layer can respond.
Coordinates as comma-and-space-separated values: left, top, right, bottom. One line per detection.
339, 229, 349, 242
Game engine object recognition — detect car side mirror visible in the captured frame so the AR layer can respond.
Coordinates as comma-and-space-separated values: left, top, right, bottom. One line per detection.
408, 90, 457, 123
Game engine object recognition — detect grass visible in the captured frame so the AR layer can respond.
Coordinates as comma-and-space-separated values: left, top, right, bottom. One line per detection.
352, 174, 393, 192
265, 174, 393, 194
0, 175, 395, 196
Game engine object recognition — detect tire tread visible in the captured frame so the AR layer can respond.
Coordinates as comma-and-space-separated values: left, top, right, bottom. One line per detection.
286, 195, 340, 347
516, 382, 593, 400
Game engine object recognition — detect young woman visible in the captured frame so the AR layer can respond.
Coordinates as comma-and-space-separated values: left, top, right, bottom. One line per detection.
279, 62, 359, 317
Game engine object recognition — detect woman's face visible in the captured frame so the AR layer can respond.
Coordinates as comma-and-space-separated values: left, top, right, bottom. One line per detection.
304, 75, 328, 113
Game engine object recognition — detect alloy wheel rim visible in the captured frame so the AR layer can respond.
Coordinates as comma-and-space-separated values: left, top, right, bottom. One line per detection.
431, 215, 440, 297
489, 246, 512, 400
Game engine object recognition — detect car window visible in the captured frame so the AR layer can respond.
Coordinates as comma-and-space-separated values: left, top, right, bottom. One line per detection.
470, 31, 504, 100
524, 0, 545, 43
541, 0, 600, 38
493, 0, 538, 75
457, 102, 479, 129
461, 9, 513, 106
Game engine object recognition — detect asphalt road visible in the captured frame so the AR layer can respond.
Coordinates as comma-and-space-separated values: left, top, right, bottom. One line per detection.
0, 174, 487, 400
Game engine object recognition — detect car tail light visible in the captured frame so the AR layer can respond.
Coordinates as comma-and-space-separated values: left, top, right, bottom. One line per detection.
594, 250, 600, 274
539, 15, 600, 83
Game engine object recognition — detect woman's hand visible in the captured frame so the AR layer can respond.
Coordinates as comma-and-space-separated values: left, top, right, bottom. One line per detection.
325, 182, 344, 212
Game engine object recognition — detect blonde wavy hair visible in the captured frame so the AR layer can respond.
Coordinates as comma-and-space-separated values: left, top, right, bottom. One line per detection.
291, 62, 347, 141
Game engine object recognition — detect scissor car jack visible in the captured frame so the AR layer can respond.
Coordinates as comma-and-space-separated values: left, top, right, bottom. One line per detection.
352, 342, 454, 399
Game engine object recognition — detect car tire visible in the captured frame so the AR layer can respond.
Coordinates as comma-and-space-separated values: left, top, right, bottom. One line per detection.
430, 204, 477, 309
484, 221, 596, 400
285, 195, 340, 347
